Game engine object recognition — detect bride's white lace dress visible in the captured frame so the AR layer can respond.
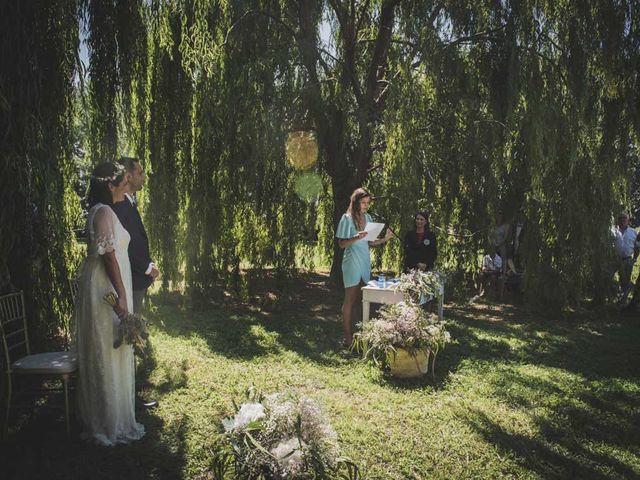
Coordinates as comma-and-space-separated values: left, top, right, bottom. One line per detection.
75, 203, 145, 446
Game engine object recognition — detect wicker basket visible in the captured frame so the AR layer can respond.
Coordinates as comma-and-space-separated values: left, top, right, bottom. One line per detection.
387, 348, 429, 378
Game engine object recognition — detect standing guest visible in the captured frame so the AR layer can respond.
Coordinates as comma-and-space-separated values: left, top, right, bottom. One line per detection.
75, 162, 145, 445
403, 211, 437, 272
612, 212, 638, 306
336, 188, 393, 347
112, 156, 160, 409
490, 211, 511, 273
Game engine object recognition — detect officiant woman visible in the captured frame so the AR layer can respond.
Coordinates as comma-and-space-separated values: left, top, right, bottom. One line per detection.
336, 188, 393, 347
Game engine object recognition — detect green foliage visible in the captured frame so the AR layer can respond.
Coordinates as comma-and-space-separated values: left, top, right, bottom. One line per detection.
4, 0, 640, 345
0, 0, 80, 349
78, 0, 640, 311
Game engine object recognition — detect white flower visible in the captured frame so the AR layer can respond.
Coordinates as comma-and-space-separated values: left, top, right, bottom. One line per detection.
222, 402, 265, 431
218, 392, 342, 476
271, 437, 305, 470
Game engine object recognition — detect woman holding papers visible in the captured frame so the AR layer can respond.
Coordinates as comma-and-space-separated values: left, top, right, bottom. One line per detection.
336, 188, 393, 347
403, 211, 437, 272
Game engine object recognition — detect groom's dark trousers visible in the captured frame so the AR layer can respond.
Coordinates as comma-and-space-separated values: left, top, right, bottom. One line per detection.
111, 196, 153, 313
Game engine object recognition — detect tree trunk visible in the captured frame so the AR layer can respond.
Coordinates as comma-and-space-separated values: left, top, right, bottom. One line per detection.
329, 176, 354, 285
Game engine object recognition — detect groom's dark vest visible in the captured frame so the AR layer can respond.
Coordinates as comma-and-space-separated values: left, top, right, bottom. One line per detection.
111, 197, 153, 291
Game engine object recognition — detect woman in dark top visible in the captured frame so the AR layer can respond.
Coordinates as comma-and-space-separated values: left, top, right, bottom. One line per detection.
403, 211, 437, 272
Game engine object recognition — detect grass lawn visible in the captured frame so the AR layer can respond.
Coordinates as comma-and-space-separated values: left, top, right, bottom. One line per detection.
2, 271, 640, 479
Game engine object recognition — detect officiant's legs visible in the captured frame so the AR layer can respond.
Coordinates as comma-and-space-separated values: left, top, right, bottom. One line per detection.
342, 283, 363, 347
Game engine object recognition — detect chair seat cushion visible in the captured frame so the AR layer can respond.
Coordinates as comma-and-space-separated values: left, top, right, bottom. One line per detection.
12, 351, 77, 375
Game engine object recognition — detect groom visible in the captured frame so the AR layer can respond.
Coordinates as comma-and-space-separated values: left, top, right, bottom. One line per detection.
113, 156, 160, 409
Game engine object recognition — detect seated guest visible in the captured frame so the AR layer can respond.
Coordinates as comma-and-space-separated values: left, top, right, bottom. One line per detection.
490, 210, 511, 273
477, 250, 504, 298
403, 211, 437, 272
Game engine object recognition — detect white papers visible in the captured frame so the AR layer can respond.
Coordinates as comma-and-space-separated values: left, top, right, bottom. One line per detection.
364, 222, 385, 241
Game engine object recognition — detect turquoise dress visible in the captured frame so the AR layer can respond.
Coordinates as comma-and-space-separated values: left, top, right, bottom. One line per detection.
336, 213, 372, 288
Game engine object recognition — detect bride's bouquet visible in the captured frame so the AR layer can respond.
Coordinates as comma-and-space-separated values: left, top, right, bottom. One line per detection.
103, 292, 149, 349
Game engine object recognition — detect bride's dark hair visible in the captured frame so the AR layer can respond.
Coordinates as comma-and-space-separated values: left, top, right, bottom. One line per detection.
86, 162, 127, 208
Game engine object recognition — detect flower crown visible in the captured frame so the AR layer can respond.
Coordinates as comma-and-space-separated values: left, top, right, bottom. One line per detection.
91, 164, 126, 183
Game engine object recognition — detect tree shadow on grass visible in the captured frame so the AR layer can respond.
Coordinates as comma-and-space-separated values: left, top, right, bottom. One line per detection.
464, 384, 640, 480
442, 302, 640, 382
149, 305, 281, 360
441, 303, 640, 479
0, 408, 188, 480
154, 357, 189, 395
150, 272, 350, 367
374, 372, 439, 391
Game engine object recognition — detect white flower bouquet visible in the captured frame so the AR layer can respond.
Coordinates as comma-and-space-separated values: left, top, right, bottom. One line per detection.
211, 389, 362, 480
392, 269, 443, 304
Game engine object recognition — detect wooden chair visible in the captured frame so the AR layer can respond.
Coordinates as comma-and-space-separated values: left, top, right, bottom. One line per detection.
0, 291, 77, 438
69, 277, 79, 305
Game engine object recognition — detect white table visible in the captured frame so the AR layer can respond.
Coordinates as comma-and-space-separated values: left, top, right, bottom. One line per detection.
362, 282, 444, 322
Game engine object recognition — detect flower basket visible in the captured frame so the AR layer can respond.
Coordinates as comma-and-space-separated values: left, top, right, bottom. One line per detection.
387, 348, 429, 378
354, 302, 450, 380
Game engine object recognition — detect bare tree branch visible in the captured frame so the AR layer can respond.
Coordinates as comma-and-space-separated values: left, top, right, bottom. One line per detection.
354, 0, 372, 34
220, 9, 297, 48
440, 25, 506, 50
364, 0, 402, 106
367, 162, 383, 174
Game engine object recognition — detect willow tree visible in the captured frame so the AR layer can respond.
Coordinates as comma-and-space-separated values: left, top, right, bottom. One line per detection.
281, 0, 406, 281
378, 0, 640, 308
280, 0, 519, 282
131, 0, 311, 302
514, 0, 639, 308
77, 0, 640, 313
0, 1, 80, 348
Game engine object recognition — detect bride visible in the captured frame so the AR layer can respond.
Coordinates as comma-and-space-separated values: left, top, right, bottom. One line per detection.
74, 162, 145, 446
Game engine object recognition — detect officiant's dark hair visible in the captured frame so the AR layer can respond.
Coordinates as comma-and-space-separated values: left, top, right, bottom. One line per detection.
87, 162, 127, 208
118, 156, 138, 172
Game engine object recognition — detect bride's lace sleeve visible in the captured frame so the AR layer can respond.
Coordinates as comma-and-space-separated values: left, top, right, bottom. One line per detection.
92, 206, 118, 255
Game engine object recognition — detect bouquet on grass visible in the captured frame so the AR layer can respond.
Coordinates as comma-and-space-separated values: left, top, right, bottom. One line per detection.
210, 388, 363, 480
104, 292, 149, 349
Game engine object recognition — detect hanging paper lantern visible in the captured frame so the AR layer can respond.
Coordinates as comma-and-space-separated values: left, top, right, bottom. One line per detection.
294, 172, 323, 203
286, 131, 318, 170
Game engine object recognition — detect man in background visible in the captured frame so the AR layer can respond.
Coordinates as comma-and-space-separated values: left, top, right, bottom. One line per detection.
612, 212, 638, 307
